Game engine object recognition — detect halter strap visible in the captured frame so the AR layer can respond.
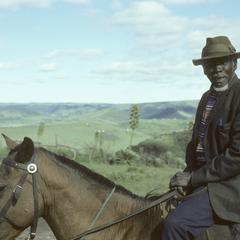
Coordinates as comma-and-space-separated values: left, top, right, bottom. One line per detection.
0, 150, 39, 240
30, 166, 39, 240
0, 171, 28, 219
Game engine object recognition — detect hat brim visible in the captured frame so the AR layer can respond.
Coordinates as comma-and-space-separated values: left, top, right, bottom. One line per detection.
192, 52, 240, 66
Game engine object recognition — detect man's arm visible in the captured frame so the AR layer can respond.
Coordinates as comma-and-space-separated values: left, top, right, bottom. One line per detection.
170, 171, 192, 187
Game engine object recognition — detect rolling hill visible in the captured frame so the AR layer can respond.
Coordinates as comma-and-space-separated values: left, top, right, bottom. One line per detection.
0, 100, 198, 126
0, 100, 198, 151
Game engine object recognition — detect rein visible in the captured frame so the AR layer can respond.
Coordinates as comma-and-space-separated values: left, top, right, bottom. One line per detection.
0, 149, 205, 240
70, 189, 182, 240
0, 151, 39, 240
79, 186, 116, 240
70, 187, 207, 240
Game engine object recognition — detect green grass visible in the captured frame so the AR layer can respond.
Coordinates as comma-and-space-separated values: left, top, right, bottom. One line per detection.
0, 144, 179, 197
0, 101, 196, 201
0, 119, 189, 152
0, 146, 178, 197
0, 115, 187, 196
82, 162, 178, 196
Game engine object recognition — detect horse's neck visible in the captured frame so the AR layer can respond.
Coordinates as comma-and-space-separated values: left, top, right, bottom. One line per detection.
43, 176, 146, 240
38, 151, 152, 240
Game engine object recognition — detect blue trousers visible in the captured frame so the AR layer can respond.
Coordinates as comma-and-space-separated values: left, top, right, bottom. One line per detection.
161, 188, 215, 240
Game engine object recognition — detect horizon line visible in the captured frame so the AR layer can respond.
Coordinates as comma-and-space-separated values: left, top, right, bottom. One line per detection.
0, 99, 200, 105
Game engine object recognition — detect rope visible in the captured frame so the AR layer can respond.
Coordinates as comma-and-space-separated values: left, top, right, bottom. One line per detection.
79, 186, 116, 240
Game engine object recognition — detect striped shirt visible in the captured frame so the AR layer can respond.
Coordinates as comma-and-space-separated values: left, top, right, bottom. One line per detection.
196, 93, 217, 166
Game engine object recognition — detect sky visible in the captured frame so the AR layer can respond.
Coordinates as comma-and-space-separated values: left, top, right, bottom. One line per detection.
0, 0, 240, 103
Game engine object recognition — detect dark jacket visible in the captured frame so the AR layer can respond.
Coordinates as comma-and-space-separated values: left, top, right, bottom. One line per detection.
186, 74, 240, 222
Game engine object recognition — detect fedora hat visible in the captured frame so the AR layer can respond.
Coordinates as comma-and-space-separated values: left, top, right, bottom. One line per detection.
192, 36, 240, 66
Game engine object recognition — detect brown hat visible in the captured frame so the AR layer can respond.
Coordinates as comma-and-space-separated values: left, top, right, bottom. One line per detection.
192, 36, 240, 66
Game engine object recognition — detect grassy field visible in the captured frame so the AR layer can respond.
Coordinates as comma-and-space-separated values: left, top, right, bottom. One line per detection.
0, 119, 185, 196
82, 161, 178, 196
0, 102, 193, 196
0, 118, 189, 152
0, 144, 179, 196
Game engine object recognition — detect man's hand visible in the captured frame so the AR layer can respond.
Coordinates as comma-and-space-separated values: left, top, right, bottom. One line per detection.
170, 171, 192, 188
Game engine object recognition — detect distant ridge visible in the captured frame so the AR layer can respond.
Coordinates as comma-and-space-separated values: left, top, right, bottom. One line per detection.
0, 100, 198, 126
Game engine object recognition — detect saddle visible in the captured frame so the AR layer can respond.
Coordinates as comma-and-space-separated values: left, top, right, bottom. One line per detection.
145, 188, 240, 240
195, 224, 239, 240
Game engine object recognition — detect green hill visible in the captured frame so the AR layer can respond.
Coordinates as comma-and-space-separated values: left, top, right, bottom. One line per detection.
0, 100, 198, 126
0, 101, 197, 197
0, 101, 197, 151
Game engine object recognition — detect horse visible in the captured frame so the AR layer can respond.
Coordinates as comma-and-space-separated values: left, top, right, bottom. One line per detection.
0, 135, 233, 240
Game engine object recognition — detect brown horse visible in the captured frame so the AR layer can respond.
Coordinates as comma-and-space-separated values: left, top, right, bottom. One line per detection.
0, 135, 232, 240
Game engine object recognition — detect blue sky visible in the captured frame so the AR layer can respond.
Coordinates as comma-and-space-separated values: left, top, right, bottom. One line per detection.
0, 0, 240, 103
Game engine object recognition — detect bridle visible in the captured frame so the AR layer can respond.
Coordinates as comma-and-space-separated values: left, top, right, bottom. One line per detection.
0, 148, 191, 240
0, 148, 119, 240
0, 150, 39, 240
0, 149, 177, 240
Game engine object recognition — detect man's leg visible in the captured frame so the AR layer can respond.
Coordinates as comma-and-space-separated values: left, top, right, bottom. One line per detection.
161, 188, 214, 240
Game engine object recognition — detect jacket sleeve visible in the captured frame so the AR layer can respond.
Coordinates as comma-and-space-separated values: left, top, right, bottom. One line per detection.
184, 140, 195, 172
191, 104, 240, 187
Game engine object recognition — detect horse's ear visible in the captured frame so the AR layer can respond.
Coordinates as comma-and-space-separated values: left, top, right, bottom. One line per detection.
15, 137, 34, 163
2, 134, 18, 150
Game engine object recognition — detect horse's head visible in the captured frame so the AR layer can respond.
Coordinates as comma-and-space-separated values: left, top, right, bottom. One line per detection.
0, 135, 42, 240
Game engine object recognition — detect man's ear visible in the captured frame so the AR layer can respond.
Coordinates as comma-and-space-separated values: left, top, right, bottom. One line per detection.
15, 137, 34, 163
233, 59, 237, 71
2, 134, 18, 150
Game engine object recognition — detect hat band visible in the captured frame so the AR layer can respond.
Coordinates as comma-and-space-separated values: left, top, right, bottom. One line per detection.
202, 51, 234, 58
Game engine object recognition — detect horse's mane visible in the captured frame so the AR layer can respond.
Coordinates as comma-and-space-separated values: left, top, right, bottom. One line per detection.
41, 148, 165, 233
40, 147, 145, 201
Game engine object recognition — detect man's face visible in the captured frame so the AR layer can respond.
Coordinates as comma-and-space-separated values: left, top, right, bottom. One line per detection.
202, 57, 236, 88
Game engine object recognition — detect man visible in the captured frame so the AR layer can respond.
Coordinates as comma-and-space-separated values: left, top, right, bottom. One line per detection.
161, 36, 240, 240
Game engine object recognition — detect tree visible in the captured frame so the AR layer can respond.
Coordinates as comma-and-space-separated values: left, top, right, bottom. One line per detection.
129, 104, 140, 146
89, 129, 105, 161
37, 122, 45, 142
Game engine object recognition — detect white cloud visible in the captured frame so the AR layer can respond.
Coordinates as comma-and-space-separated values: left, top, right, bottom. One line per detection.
94, 60, 195, 83
111, 0, 124, 9
108, 1, 240, 89
0, 62, 20, 70
0, 0, 53, 9
0, 0, 91, 10
113, 1, 188, 35
80, 49, 104, 59
45, 48, 103, 60
112, 1, 240, 58
39, 63, 57, 72
113, 1, 229, 39
186, 16, 240, 56
63, 0, 91, 4
45, 49, 73, 58
158, 0, 218, 5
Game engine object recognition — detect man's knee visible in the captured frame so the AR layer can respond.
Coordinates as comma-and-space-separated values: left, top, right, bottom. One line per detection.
163, 214, 185, 232
161, 215, 189, 240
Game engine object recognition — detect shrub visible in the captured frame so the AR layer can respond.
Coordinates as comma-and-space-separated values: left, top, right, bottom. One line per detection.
112, 148, 140, 164
131, 139, 168, 157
